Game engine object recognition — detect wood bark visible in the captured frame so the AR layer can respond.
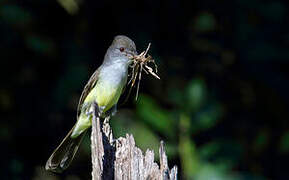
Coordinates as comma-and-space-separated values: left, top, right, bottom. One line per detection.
90, 103, 178, 180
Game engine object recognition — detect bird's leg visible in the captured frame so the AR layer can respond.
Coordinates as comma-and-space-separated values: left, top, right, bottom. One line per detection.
92, 101, 100, 117
88, 101, 103, 118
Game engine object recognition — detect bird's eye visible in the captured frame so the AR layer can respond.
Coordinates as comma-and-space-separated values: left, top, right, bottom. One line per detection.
119, 47, 125, 52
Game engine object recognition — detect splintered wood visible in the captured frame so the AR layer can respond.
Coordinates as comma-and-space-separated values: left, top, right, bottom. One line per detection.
127, 43, 160, 100
114, 136, 178, 180
91, 104, 178, 180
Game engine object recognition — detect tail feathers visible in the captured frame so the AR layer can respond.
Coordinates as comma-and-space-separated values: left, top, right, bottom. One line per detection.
45, 127, 86, 173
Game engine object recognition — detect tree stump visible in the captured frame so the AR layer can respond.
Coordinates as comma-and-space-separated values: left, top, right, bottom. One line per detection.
90, 103, 178, 180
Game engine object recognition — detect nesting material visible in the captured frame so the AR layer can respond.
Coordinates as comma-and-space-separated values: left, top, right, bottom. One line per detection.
127, 43, 160, 100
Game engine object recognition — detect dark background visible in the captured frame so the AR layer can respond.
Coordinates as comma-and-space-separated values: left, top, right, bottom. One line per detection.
1, 0, 289, 179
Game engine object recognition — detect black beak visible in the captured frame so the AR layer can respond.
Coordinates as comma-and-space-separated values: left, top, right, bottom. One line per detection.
125, 49, 137, 56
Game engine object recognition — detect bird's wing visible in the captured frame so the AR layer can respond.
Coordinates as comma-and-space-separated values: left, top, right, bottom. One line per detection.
77, 68, 100, 118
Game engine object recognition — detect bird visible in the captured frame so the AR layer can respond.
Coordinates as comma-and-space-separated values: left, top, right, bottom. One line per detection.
45, 35, 137, 173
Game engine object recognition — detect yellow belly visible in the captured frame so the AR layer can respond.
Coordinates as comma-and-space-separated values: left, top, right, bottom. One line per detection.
71, 80, 123, 138
85, 80, 122, 112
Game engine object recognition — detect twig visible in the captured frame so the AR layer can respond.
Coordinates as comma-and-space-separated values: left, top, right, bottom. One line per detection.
127, 43, 160, 100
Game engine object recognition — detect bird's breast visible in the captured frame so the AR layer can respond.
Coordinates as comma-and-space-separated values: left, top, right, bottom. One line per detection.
99, 62, 128, 86
86, 61, 128, 112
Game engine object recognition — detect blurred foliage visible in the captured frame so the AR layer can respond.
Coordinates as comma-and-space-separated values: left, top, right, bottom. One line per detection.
1, 0, 289, 179
57, 0, 80, 15
0, 5, 32, 26
279, 131, 289, 154
136, 95, 176, 139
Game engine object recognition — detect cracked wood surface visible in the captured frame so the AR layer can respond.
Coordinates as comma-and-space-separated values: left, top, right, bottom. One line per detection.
90, 104, 177, 180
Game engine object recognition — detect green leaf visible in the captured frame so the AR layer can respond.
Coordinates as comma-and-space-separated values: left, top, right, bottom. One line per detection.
25, 35, 55, 55
199, 140, 243, 167
179, 133, 200, 178
195, 163, 235, 180
111, 110, 160, 158
191, 102, 223, 132
253, 129, 270, 153
279, 131, 289, 154
0, 5, 32, 26
186, 79, 207, 113
193, 12, 216, 33
136, 94, 175, 138
199, 141, 221, 160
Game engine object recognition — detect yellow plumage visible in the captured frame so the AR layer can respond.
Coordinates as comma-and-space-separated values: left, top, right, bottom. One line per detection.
71, 79, 124, 138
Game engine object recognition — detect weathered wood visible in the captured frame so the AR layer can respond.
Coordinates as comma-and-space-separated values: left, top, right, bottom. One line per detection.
91, 103, 178, 180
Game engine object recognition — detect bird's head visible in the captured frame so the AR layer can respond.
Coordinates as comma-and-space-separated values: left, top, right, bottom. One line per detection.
105, 35, 137, 64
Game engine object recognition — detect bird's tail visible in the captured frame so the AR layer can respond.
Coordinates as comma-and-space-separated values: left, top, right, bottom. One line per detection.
45, 126, 86, 173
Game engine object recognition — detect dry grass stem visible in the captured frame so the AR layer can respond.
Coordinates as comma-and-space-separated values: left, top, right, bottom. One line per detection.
127, 43, 160, 100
